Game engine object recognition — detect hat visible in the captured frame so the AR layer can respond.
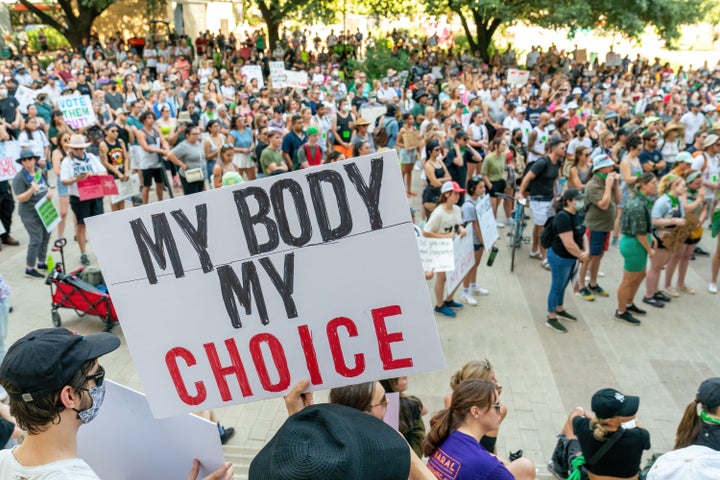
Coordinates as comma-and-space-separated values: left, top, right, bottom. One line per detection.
702, 104, 716, 113
652, 95, 663, 102
676, 151, 693, 164
690, 100, 701, 107
115, 107, 129, 115
177, 111, 192, 124
574, 123, 586, 131
592, 154, 615, 171
687, 171, 702, 184
67, 134, 91, 149
0, 328, 120, 402
206, 101, 216, 108
48, 74, 59, 80
441, 181, 465, 194
566, 101, 579, 110
249, 403, 411, 480
664, 123, 683, 135
697, 378, 720, 410
604, 111, 618, 120
306, 126, 319, 136
221, 172, 244, 187
646, 445, 720, 480
16, 149, 39, 164
704, 134, 719, 149
516, 106, 526, 114
644, 116, 661, 126
355, 117, 370, 126
591, 388, 640, 419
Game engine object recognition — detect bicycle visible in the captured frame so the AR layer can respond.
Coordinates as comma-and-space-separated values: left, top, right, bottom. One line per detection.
497, 193, 530, 272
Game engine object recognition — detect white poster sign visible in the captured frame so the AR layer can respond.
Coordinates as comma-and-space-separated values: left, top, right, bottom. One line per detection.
445, 233, 474, 295
15, 85, 36, 114
0, 141, 20, 182
109, 173, 141, 204
269, 61, 287, 89
606, 52, 622, 67
58, 95, 97, 129
360, 106, 386, 133
79, 381, 225, 480
476, 195, 499, 248
285, 70, 309, 89
312, 73, 325, 85
241, 65, 264, 88
416, 237, 455, 272
86, 151, 445, 418
507, 69, 529, 87
431, 66, 443, 80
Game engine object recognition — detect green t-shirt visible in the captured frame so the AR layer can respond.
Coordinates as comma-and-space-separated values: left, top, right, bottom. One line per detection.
260, 147, 284, 173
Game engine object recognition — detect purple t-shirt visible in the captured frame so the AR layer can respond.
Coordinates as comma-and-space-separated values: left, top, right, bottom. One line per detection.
426, 430, 515, 480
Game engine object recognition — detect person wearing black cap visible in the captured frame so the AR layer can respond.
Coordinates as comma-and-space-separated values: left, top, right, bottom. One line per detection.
0, 328, 232, 479
673, 377, 720, 451
548, 388, 650, 480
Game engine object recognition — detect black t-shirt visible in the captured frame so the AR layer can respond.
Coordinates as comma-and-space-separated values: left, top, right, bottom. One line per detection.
551, 210, 585, 258
696, 421, 720, 451
528, 156, 559, 200
444, 148, 472, 189
573, 416, 650, 478
525, 106, 546, 127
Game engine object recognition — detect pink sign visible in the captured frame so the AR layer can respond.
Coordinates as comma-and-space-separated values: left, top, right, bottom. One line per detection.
78, 175, 119, 201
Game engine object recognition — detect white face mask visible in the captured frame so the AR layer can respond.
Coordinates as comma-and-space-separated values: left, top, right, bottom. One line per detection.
341, 105, 350, 113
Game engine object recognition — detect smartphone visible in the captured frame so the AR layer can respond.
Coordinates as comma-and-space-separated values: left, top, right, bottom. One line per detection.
621, 419, 637, 429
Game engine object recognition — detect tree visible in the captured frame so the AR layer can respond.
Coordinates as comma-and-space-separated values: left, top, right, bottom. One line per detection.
248, 0, 336, 51
422, 0, 708, 61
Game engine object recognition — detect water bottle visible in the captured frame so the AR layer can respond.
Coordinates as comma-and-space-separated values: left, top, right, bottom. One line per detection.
486, 246, 499, 267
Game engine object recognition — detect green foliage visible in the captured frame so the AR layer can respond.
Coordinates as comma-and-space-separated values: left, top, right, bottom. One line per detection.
347, 38, 412, 81
25, 28, 71, 52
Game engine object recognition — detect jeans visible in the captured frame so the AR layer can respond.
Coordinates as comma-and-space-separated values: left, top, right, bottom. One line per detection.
546, 248, 577, 314
205, 160, 216, 188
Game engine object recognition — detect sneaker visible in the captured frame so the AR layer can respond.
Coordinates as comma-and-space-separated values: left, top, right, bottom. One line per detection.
642, 296, 664, 308
434, 304, 456, 317
709, 283, 718, 294
2, 236, 19, 246
611, 237, 619, 247
577, 287, 595, 302
529, 250, 542, 259
653, 291, 672, 302
547, 461, 568, 480
615, 310, 641, 326
471, 285, 489, 296
80, 254, 90, 266
664, 287, 680, 298
545, 317, 568, 333
508, 450, 523, 462
541, 259, 551, 271
219, 425, 236, 445
461, 293, 478, 306
444, 299, 464, 310
626, 304, 647, 315
25, 268, 44, 279
495, 220, 505, 228
694, 246, 710, 256
677, 285, 695, 295
556, 310, 577, 321
589, 284, 609, 297
37, 263, 48, 270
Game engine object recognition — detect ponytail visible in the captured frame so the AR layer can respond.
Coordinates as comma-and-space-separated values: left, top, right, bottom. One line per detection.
422, 408, 455, 457
590, 417, 611, 441
674, 400, 702, 449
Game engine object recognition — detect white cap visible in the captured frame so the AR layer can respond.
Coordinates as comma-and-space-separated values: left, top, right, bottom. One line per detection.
646, 445, 720, 480
572, 87, 583, 95
516, 106, 526, 114
566, 101, 579, 110
702, 104, 716, 113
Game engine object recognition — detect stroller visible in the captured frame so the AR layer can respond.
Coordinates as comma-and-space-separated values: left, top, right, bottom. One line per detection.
46, 238, 119, 332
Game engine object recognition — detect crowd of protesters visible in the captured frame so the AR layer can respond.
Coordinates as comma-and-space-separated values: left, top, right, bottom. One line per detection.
0, 23, 719, 479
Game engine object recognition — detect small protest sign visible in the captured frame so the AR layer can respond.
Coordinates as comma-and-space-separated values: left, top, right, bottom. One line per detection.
285, 70, 309, 89
445, 233, 474, 295
110, 173, 141, 204
416, 237, 455, 272
507, 69, 529, 87
241, 65, 264, 88
269, 61, 287, 89
34, 196, 61, 233
78, 174, 119, 201
58, 95, 97, 129
360, 106, 386, 133
476, 195, 499, 248
15, 85, 36, 114
0, 141, 20, 182
606, 52, 622, 67
86, 150, 445, 418
575, 49, 587, 64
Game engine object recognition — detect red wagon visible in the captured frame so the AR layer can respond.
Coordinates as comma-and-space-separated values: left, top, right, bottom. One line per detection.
46, 239, 119, 332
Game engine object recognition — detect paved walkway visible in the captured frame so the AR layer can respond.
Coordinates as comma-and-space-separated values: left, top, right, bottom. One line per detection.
1, 171, 718, 475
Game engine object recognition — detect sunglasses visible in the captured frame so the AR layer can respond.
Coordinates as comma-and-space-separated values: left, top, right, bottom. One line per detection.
86, 365, 105, 387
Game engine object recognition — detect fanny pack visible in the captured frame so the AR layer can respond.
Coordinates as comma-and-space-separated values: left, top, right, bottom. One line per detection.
185, 168, 204, 183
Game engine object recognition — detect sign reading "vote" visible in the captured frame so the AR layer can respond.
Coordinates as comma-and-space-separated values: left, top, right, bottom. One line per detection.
87, 151, 445, 418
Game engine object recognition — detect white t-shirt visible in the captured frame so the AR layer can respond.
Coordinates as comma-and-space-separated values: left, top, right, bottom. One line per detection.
681, 111, 705, 144
59, 152, 108, 198
424, 204, 462, 235
0, 448, 100, 479
567, 137, 592, 155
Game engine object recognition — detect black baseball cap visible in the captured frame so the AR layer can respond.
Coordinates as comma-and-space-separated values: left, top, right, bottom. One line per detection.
697, 378, 720, 410
0, 328, 120, 402
591, 388, 640, 419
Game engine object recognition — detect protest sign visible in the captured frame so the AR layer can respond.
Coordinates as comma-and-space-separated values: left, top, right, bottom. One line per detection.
574, 49, 587, 64
507, 69, 529, 87
110, 173, 141, 204
606, 52, 622, 66
445, 233, 474, 295
383, 392, 400, 431
269, 61, 287, 89
0, 141, 20, 182
79, 381, 225, 480
15, 85, 36, 114
476, 195, 499, 248
86, 151, 445, 418
285, 70, 309, 89
416, 236, 454, 272
78, 174, 119, 201
360, 106, 386, 133
34, 197, 61, 233
241, 65, 264, 88
312, 73, 325, 85
58, 95, 97, 129
431, 66, 443, 79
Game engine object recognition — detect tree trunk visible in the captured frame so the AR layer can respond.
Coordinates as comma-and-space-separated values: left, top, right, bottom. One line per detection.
266, 19, 280, 51
16, 0, 107, 50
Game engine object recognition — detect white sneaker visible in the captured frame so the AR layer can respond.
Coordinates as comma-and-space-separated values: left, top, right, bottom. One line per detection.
495, 221, 505, 228
709, 283, 718, 294
472, 286, 489, 296
461, 293, 478, 306
529, 250, 542, 259
541, 259, 551, 271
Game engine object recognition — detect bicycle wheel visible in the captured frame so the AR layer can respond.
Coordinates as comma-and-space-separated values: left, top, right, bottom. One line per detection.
510, 219, 519, 272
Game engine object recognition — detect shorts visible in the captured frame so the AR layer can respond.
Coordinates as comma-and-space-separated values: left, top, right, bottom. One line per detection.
56, 181, 69, 197
142, 168, 164, 187
233, 152, 254, 169
489, 180, 506, 197
399, 148, 417, 165
70, 196, 104, 225
422, 185, 441, 205
474, 243, 484, 251
619, 235, 648, 273
530, 200, 554, 226
587, 230, 610, 256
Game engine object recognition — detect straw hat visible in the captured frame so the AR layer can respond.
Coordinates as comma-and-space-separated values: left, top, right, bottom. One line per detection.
355, 117, 371, 126
663, 122, 683, 136
67, 134, 91, 149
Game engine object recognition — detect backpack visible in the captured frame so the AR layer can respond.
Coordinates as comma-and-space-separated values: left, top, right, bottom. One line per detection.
373, 115, 390, 148
540, 215, 556, 249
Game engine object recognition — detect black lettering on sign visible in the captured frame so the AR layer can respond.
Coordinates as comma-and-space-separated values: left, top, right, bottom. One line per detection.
259, 253, 297, 319
170, 204, 213, 274
130, 214, 184, 284
344, 158, 384, 229
306, 170, 352, 242
217, 262, 268, 328
233, 187, 279, 256
269, 179, 312, 247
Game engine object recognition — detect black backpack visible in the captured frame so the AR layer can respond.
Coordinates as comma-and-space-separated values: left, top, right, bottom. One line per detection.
540, 215, 556, 249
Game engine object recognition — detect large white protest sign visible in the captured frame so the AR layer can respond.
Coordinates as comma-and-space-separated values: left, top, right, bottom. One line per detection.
269, 61, 287, 89
241, 65, 264, 88
445, 233, 474, 295
87, 151, 445, 418
110, 173, 141, 204
58, 95, 97, 129
15, 85, 36, 114
285, 70, 309, 89
507, 69, 529, 87
0, 141, 20, 182
476, 195, 499, 248
79, 381, 225, 480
